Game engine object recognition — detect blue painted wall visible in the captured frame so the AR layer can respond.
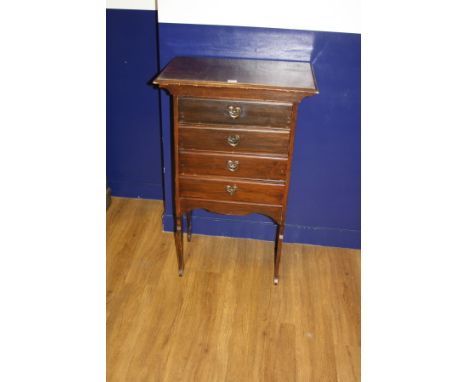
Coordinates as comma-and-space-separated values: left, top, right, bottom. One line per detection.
106, 10, 360, 248
106, 10, 163, 199
158, 23, 361, 248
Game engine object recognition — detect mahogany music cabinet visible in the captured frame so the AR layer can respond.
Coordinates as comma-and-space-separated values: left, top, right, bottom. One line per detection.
154, 56, 318, 284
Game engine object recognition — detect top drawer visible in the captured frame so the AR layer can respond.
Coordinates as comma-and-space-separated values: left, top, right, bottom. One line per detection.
178, 97, 292, 128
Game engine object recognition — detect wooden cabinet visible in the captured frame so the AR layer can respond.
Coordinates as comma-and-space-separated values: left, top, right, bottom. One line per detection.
154, 56, 318, 284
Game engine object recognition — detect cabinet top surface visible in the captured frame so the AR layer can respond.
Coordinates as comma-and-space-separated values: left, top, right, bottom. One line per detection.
154, 56, 318, 94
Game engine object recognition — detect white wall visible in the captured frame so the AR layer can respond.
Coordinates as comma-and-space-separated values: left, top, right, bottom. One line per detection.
158, 0, 360, 34
106, 0, 157, 11
106, 0, 360, 34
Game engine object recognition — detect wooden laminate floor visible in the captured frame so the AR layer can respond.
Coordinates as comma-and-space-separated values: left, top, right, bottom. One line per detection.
107, 198, 360, 382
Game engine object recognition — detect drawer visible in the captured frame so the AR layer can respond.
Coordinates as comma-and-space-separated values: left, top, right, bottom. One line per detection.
179, 151, 287, 181
178, 97, 292, 127
179, 126, 290, 156
179, 176, 284, 205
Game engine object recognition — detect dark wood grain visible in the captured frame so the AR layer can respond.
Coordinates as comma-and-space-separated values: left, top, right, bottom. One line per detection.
164, 85, 314, 103
274, 224, 285, 285
175, 215, 184, 276
173, 97, 184, 276
186, 210, 192, 242
179, 125, 290, 155
180, 198, 283, 224
154, 56, 318, 283
179, 176, 284, 205
179, 97, 292, 127
179, 151, 288, 181
154, 56, 318, 93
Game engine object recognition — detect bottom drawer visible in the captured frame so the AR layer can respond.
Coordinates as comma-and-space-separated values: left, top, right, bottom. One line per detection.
179, 176, 284, 205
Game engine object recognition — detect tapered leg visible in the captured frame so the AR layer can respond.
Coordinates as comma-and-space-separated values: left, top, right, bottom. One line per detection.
186, 210, 192, 242
175, 214, 184, 276
274, 224, 285, 285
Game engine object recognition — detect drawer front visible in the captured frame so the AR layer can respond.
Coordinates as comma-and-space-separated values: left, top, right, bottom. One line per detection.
179, 177, 284, 205
179, 126, 290, 156
179, 151, 287, 181
179, 97, 292, 127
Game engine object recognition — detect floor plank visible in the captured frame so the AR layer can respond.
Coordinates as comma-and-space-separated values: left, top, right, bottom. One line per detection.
107, 197, 361, 381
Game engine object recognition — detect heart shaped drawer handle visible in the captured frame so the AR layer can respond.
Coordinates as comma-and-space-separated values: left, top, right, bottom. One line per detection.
226, 160, 239, 172
227, 134, 240, 147
227, 105, 241, 119
225, 184, 238, 196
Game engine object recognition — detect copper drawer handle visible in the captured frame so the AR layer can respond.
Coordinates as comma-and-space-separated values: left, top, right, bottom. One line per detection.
225, 184, 238, 196
227, 105, 241, 119
227, 134, 240, 147
226, 160, 239, 172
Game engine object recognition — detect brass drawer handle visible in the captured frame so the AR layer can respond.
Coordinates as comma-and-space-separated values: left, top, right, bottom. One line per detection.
227, 105, 241, 119
225, 184, 238, 196
227, 134, 240, 147
226, 160, 239, 172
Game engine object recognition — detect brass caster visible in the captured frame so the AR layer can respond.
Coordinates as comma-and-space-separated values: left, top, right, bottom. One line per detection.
274, 277, 279, 285
178, 269, 184, 277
